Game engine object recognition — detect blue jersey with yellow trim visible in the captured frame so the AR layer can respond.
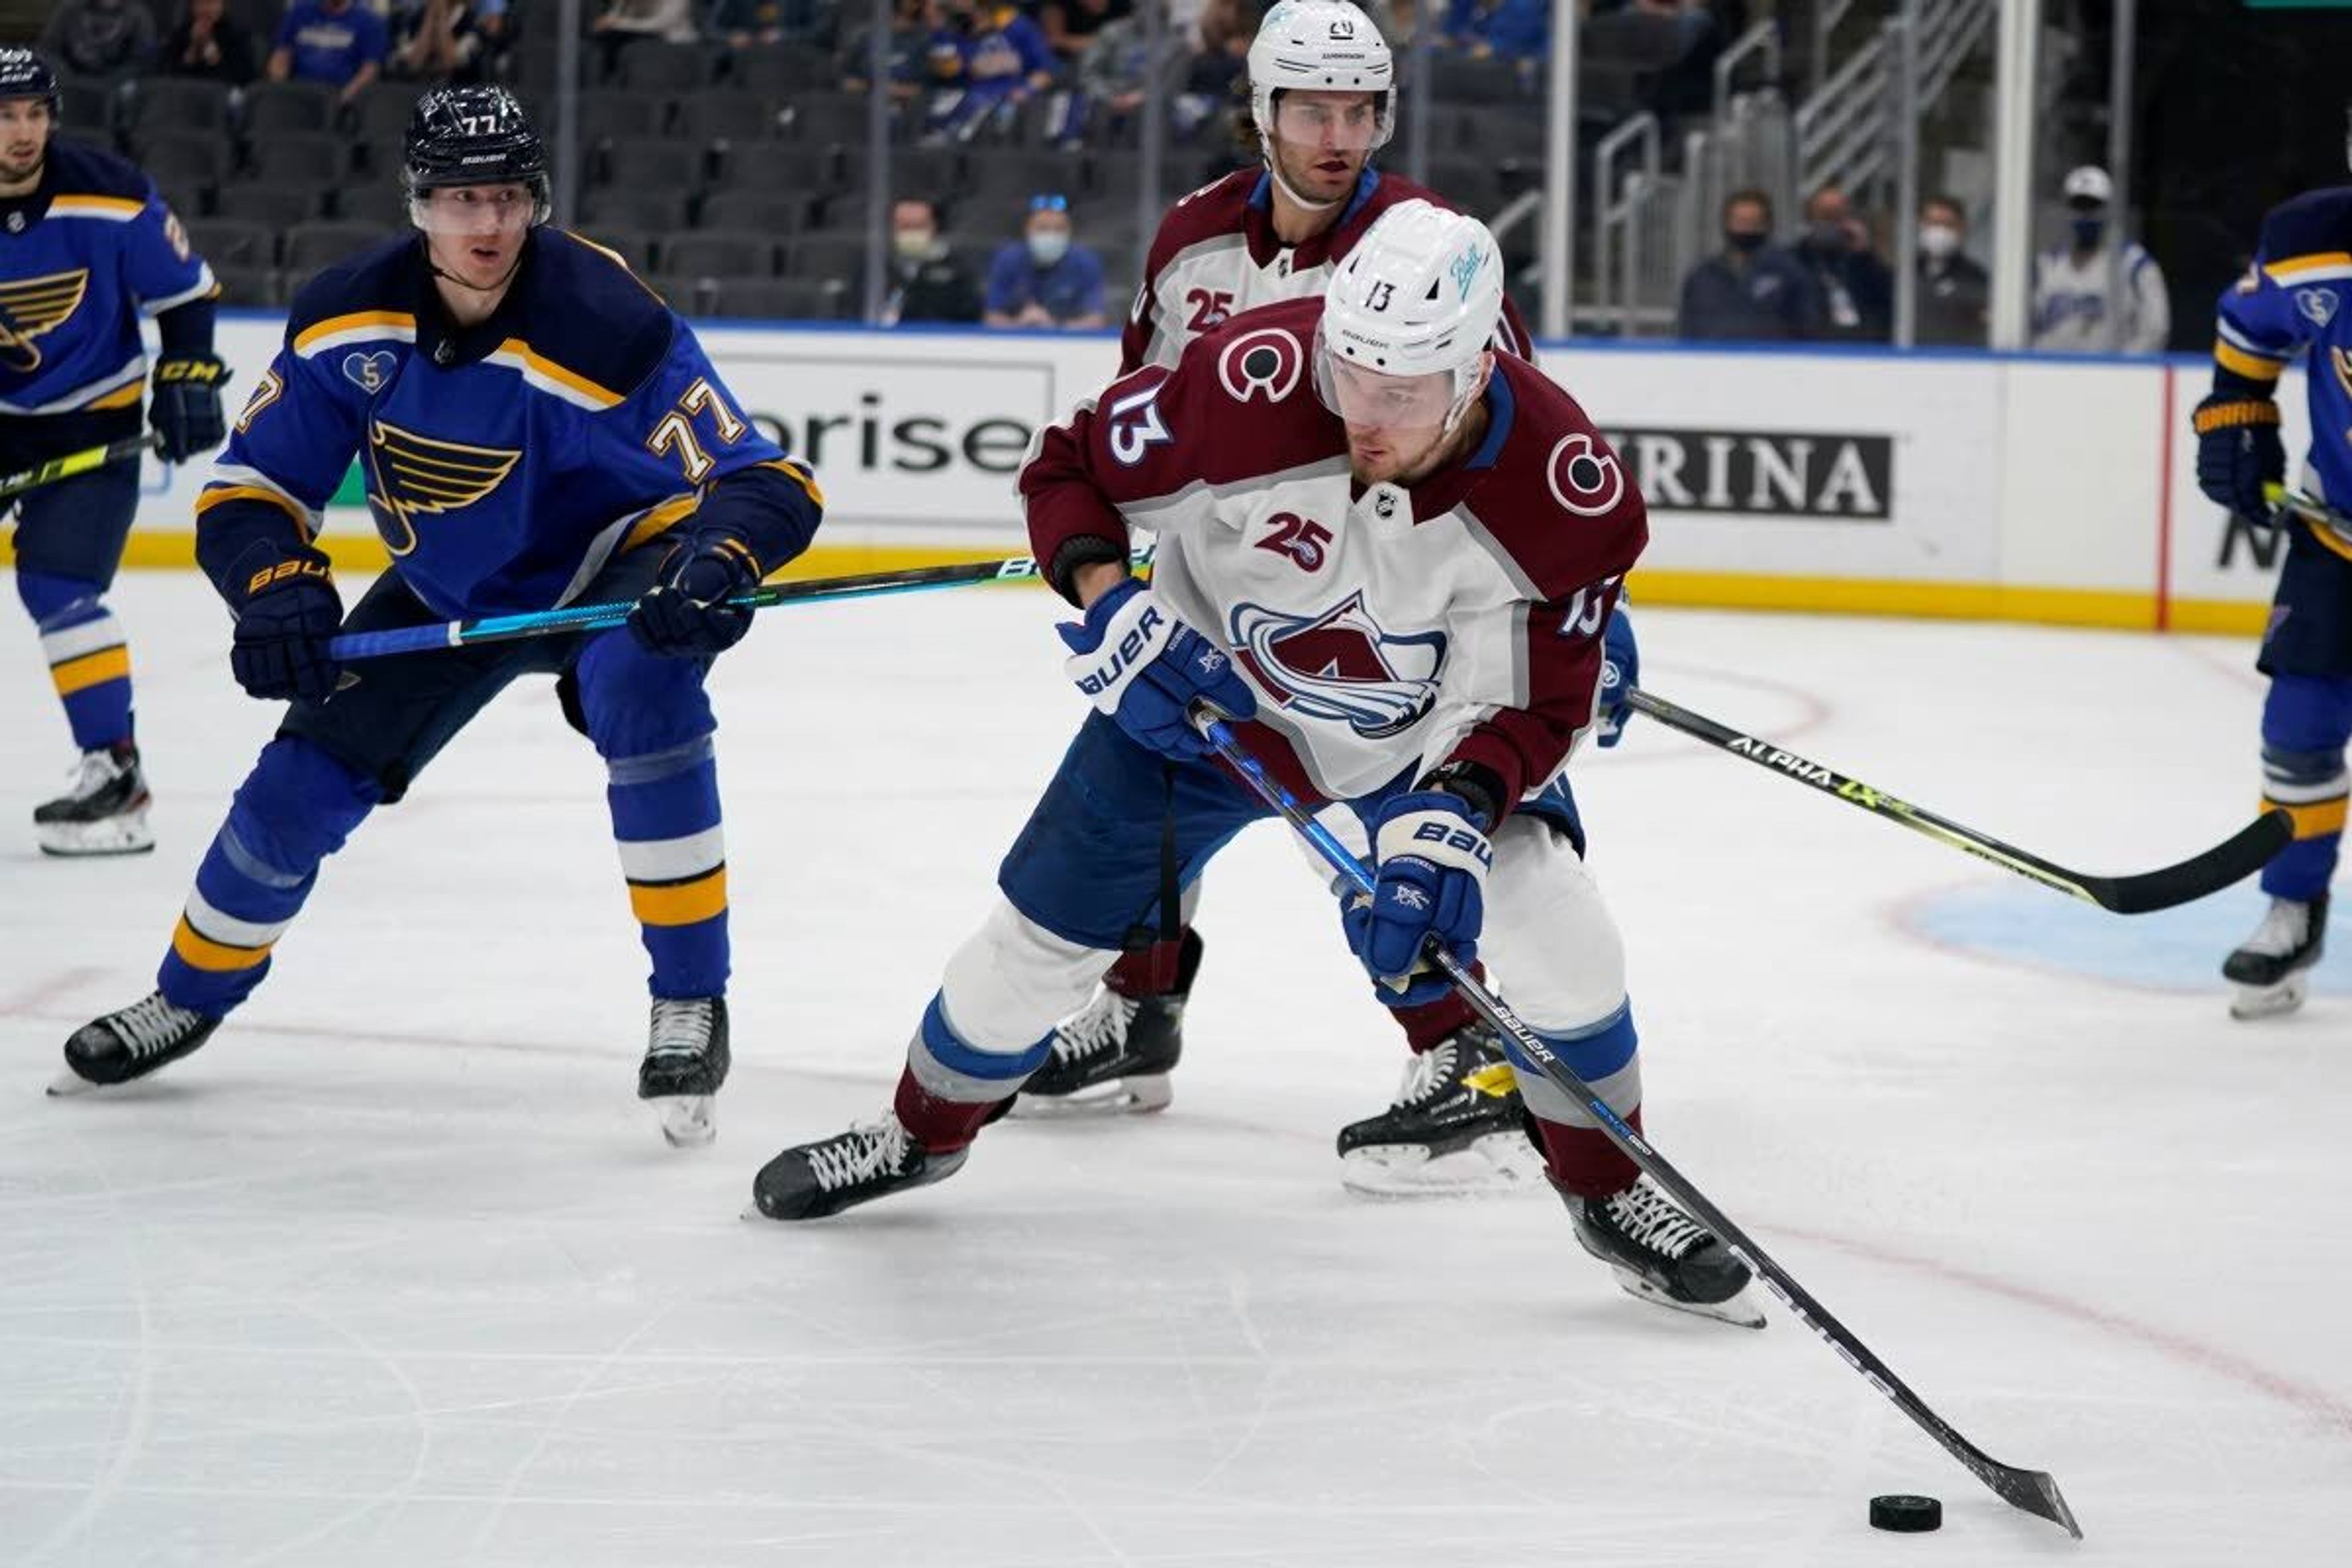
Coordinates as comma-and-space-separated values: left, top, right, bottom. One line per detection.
2215, 186, 2352, 527
0, 138, 215, 416
198, 229, 821, 619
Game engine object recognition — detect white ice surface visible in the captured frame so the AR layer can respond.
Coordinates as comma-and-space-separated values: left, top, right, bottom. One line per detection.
3, 573, 2350, 1566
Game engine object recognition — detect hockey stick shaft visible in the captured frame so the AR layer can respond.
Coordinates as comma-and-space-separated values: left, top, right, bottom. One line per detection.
1624, 687, 2287, 914
327, 545, 1155, 661
1193, 710, 2082, 1539
0, 433, 162, 503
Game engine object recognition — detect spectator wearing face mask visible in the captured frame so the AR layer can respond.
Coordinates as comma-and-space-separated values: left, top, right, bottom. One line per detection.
983, 193, 1107, 330
1913, 194, 1989, 348
881, 198, 984, 325
1678, 187, 1823, 342
2029, 164, 2171, 354
43, 0, 159, 80
1794, 182, 1893, 343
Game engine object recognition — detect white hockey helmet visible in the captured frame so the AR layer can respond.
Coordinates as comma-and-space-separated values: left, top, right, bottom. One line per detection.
1249, 1, 1395, 154
1316, 200, 1504, 433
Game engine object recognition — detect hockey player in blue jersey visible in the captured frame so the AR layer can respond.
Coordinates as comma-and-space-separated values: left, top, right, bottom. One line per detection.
0, 47, 226, 855
54, 86, 823, 1144
2193, 144, 2352, 1019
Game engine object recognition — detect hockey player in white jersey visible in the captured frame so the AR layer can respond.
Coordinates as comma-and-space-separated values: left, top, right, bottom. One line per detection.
2029, 164, 2171, 354
750, 203, 1762, 1328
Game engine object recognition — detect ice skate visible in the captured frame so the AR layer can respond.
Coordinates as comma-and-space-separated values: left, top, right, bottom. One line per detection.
1016, 930, 1201, 1117
53, 991, 219, 1094
33, 741, 154, 858
638, 997, 729, 1147
2225, 894, 2326, 1019
1561, 1175, 1765, 1329
750, 1112, 967, 1221
1335, 1023, 1543, 1196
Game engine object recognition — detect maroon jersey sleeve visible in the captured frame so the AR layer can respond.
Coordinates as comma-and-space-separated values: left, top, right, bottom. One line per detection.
1116, 172, 1255, 376
1025, 295, 1335, 601
1439, 363, 1646, 813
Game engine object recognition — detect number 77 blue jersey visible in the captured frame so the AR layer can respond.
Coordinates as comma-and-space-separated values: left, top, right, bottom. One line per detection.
195, 228, 821, 618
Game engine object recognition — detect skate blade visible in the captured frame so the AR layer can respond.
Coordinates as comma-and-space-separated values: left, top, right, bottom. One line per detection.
45, 1069, 102, 1098
1009, 1073, 1172, 1118
654, 1095, 715, 1148
2231, 973, 2309, 1020
1608, 1267, 1768, 1329
37, 813, 156, 858
1339, 1131, 1547, 1198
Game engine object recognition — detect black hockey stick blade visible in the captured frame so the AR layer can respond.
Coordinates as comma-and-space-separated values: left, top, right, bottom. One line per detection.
1624, 687, 2288, 914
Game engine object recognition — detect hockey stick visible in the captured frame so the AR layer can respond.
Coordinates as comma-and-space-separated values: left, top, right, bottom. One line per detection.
1190, 707, 2084, 1540
0, 432, 162, 504
1624, 687, 2287, 915
2263, 482, 2352, 547
326, 545, 1157, 661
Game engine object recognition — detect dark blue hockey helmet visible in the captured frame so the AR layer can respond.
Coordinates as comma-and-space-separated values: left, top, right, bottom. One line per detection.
402, 86, 549, 225
0, 48, 60, 121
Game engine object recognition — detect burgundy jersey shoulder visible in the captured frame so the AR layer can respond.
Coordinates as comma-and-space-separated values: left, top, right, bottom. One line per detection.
1142, 169, 1261, 276
1459, 355, 1647, 600
1150, 293, 1338, 480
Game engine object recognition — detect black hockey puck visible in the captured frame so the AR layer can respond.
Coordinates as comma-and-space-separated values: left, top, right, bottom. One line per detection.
1869, 1494, 1942, 1532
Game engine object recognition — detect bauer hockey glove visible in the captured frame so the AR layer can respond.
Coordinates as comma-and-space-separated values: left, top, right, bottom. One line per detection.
230, 555, 343, 704
628, 533, 763, 658
1596, 606, 1638, 748
2192, 388, 2285, 522
1057, 577, 1256, 760
149, 354, 228, 463
1344, 786, 1493, 1008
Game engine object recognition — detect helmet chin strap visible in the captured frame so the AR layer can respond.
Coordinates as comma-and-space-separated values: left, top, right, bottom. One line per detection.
1265, 151, 1344, 215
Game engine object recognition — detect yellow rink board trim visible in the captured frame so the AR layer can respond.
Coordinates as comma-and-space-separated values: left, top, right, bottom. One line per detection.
1, 531, 2273, 638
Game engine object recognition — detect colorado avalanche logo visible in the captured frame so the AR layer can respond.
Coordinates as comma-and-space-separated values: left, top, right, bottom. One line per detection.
1218, 326, 1305, 404
1547, 432, 1626, 517
1229, 591, 1446, 739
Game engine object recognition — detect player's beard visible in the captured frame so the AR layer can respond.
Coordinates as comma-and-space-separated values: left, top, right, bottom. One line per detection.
1347, 421, 1452, 488
0, 141, 44, 189
1271, 136, 1364, 209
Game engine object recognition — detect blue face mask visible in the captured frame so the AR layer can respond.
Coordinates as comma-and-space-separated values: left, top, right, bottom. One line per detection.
2070, 216, 2105, 249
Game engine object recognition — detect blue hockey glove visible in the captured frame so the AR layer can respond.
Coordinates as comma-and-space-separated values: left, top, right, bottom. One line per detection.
149, 354, 228, 463
1343, 788, 1493, 1008
2192, 390, 2284, 522
628, 534, 763, 658
230, 556, 343, 704
1057, 576, 1256, 760
1596, 606, 1638, 748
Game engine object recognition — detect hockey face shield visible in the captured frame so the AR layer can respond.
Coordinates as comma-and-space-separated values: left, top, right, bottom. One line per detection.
408, 181, 540, 240
1316, 345, 1457, 432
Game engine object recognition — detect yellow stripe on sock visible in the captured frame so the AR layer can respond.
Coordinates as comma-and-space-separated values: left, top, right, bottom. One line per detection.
170, 916, 271, 973
2267, 795, 2350, 840
628, 867, 728, 927
50, 645, 130, 696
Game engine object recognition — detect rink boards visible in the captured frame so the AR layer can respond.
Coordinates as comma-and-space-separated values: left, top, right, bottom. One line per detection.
1, 315, 2291, 636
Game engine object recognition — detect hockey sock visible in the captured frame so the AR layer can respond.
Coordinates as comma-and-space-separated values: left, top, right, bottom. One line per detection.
606, 736, 729, 1000
899, 991, 1054, 1150
157, 737, 378, 1016
1531, 1106, 1643, 1199
1393, 974, 1485, 1053
1500, 1002, 1644, 1197
17, 570, 132, 752
2258, 674, 2352, 901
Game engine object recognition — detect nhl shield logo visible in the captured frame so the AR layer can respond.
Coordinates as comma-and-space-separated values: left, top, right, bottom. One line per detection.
1229, 590, 1446, 739
2297, 288, 2339, 329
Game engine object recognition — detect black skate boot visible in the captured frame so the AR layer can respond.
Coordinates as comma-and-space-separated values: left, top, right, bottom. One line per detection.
53, 991, 220, 1095
1017, 929, 1202, 1116
2224, 894, 2327, 1020
34, 741, 154, 858
639, 997, 730, 1147
751, 1114, 967, 1221
1561, 1176, 1764, 1328
1335, 1023, 1542, 1196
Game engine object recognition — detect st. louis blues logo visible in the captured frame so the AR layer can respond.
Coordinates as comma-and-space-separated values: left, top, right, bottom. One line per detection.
1229, 591, 1446, 739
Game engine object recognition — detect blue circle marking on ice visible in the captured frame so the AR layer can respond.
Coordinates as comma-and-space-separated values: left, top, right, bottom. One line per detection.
1904, 883, 2347, 994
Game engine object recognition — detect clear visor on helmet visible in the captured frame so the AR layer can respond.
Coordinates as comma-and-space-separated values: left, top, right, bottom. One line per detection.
408, 181, 543, 236
1271, 92, 1384, 153
1314, 332, 1458, 431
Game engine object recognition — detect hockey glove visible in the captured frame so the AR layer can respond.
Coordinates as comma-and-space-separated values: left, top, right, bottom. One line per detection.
2192, 390, 2284, 522
149, 354, 229, 463
1596, 606, 1638, 748
628, 534, 763, 658
1343, 788, 1493, 1008
230, 556, 343, 704
1057, 577, 1256, 760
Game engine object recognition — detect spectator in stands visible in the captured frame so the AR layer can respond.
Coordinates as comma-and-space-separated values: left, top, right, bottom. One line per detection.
983, 192, 1106, 330
161, 0, 256, 84
268, 0, 388, 104
1794, 181, 1893, 343
882, 197, 983, 324
1677, 187, 1821, 342
713, 0, 786, 50
1172, 0, 1253, 139
390, 0, 499, 81
2029, 163, 2170, 354
1041, 0, 1131, 69
924, 0, 1058, 142
590, 0, 699, 78
1065, 0, 1181, 148
42, 0, 159, 80
1915, 192, 1988, 349
842, 0, 946, 99
1441, 0, 1546, 62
